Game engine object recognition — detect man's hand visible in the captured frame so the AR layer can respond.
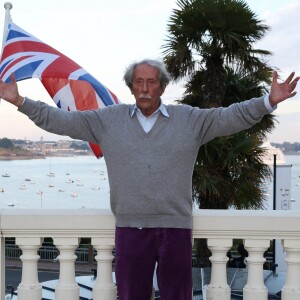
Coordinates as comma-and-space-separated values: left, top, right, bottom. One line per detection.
269, 71, 300, 107
0, 73, 24, 107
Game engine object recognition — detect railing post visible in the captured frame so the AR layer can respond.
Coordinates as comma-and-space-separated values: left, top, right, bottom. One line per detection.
0, 236, 5, 300
281, 239, 300, 300
92, 237, 117, 300
243, 239, 269, 300
53, 237, 80, 300
16, 237, 43, 300
206, 238, 232, 300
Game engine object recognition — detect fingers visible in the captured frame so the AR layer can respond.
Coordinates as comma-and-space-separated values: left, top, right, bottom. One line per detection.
285, 71, 296, 84
10, 72, 16, 84
288, 91, 297, 99
291, 76, 300, 86
272, 71, 278, 84
288, 76, 300, 94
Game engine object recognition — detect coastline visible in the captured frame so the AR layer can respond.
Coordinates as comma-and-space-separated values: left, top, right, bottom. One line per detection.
0, 155, 45, 161
0, 153, 92, 160
0, 150, 92, 161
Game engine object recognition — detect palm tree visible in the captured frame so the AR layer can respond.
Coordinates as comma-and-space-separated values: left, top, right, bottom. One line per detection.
162, 0, 275, 210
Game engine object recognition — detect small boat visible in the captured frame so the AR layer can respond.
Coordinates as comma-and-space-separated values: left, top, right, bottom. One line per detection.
2, 173, 10, 177
37, 190, 43, 195
58, 189, 65, 192
7, 203, 15, 207
47, 172, 55, 177
19, 184, 26, 190
92, 187, 101, 190
76, 183, 84, 187
71, 192, 78, 197
48, 185, 54, 188
25, 178, 31, 182
0, 188, 4, 193
66, 179, 74, 183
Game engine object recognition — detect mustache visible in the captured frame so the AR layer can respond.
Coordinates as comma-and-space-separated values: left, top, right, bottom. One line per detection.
139, 93, 152, 100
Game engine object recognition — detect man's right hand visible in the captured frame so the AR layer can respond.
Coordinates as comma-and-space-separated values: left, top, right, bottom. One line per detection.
0, 73, 24, 107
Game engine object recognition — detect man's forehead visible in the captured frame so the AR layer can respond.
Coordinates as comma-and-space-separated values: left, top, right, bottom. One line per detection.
133, 64, 159, 78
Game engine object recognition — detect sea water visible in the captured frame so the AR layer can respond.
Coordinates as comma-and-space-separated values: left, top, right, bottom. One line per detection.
0, 156, 110, 209
0, 155, 300, 211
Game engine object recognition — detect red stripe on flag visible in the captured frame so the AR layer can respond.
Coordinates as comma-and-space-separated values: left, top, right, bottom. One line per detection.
89, 143, 103, 158
41, 57, 80, 79
41, 78, 69, 98
1, 41, 70, 61
69, 80, 99, 110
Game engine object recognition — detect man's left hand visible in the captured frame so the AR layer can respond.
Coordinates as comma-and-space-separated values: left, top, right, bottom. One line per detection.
269, 71, 299, 107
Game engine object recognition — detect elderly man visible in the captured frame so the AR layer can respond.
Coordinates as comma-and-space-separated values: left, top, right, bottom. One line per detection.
0, 59, 298, 300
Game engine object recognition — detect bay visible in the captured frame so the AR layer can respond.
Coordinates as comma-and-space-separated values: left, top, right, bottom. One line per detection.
0, 156, 110, 209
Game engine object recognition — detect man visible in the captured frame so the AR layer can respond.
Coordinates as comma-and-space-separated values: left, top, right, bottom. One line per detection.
0, 59, 298, 300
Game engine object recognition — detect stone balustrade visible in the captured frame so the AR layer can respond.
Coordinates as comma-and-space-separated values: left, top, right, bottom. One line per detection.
1, 208, 300, 300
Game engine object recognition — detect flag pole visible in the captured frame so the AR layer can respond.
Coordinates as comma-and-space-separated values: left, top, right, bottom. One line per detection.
2, 2, 12, 50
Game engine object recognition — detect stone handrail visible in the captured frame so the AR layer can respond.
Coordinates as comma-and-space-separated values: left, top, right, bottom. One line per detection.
1, 208, 300, 300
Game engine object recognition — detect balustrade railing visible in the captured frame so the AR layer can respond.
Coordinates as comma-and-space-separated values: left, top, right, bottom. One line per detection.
1, 209, 300, 300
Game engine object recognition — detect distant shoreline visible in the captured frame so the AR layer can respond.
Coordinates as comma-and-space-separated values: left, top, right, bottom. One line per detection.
284, 152, 300, 156
0, 155, 45, 161
0, 152, 92, 161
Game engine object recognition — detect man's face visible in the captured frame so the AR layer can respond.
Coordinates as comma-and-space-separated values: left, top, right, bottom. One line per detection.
131, 64, 166, 117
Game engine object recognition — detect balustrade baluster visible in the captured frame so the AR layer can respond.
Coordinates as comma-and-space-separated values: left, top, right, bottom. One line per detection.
53, 237, 80, 300
243, 239, 269, 300
206, 238, 232, 300
16, 237, 43, 300
92, 237, 117, 300
282, 239, 300, 300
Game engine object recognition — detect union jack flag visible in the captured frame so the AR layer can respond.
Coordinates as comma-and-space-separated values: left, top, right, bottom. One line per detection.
0, 22, 120, 158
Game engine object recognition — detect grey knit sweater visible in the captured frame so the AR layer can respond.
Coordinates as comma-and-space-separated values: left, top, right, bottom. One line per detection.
19, 96, 269, 229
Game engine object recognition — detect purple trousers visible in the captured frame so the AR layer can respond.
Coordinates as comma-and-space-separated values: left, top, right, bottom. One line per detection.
115, 227, 193, 300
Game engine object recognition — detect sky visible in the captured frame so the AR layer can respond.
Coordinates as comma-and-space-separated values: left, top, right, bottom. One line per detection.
0, 0, 299, 143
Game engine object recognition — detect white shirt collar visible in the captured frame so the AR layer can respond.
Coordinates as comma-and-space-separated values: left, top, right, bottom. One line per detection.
130, 101, 169, 118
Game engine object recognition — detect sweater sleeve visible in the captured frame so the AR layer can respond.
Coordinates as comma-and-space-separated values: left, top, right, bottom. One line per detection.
188, 96, 269, 145
18, 97, 105, 144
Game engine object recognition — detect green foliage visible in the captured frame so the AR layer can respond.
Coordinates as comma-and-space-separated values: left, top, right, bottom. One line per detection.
163, 0, 272, 107
70, 142, 89, 150
0, 138, 14, 149
193, 133, 271, 209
